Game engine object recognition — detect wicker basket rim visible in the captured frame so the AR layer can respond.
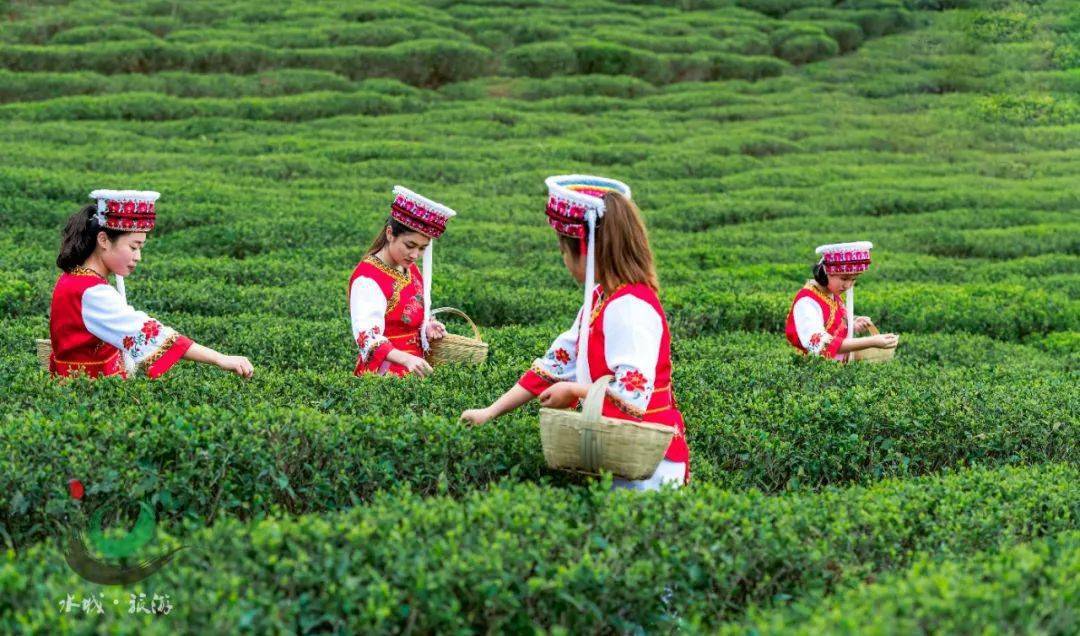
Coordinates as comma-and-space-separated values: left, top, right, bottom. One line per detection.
538, 407, 676, 435
431, 307, 482, 341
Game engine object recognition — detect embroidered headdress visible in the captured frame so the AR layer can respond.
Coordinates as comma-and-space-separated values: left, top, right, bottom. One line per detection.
391, 186, 456, 240
815, 241, 873, 274
88, 190, 160, 232
389, 186, 457, 352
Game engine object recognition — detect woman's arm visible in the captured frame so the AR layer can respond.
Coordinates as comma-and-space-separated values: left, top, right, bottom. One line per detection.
460, 384, 536, 425
81, 284, 253, 378
462, 305, 587, 425
386, 347, 433, 377
183, 342, 254, 378
838, 333, 899, 353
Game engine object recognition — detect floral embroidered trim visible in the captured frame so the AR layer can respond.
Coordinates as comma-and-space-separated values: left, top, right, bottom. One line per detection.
121, 319, 164, 361
364, 255, 411, 314
139, 331, 179, 369
806, 330, 833, 356
618, 368, 649, 393
529, 362, 560, 385
364, 255, 410, 283
69, 266, 106, 279
607, 366, 654, 417
357, 325, 388, 363
605, 386, 645, 419
540, 346, 574, 377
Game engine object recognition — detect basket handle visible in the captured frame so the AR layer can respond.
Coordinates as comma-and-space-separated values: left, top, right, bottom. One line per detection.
431, 307, 482, 341
865, 324, 880, 336
580, 374, 614, 424
580, 428, 602, 473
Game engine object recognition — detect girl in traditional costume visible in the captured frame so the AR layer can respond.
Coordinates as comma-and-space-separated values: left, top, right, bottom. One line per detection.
786, 241, 899, 361
50, 190, 254, 379
349, 186, 455, 377
460, 175, 689, 490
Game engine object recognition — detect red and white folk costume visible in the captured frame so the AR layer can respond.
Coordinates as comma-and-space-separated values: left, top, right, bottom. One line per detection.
517, 175, 689, 486
349, 186, 456, 376
785, 241, 873, 362
49, 190, 192, 379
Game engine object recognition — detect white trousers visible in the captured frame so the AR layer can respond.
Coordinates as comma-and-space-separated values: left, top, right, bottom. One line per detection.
612, 459, 686, 491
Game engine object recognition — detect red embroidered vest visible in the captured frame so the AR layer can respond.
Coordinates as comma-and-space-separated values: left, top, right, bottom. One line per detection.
49, 268, 125, 378
348, 256, 425, 377
785, 281, 848, 361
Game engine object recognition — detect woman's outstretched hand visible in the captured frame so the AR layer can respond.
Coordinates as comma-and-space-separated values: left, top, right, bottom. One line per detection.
460, 407, 495, 425
871, 333, 900, 349
218, 354, 254, 378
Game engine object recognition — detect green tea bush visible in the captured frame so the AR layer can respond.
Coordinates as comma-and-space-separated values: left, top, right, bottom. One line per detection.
2, 330, 1074, 548
812, 19, 866, 53
729, 531, 1080, 634
49, 25, 158, 45
976, 93, 1080, 126
0, 90, 426, 121
2, 464, 1075, 632
775, 33, 840, 64
571, 41, 671, 84
504, 42, 579, 78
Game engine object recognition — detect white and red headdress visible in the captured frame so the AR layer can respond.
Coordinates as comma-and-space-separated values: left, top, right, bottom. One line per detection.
815, 241, 873, 275
390, 186, 457, 352
391, 186, 455, 240
545, 175, 631, 240
816, 241, 874, 333
544, 175, 632, 384
89, 189, 160, 232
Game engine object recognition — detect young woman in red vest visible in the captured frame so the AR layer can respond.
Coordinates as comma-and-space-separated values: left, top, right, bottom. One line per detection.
50, 190, 254, 379
786, 241, 899, 361
461, 175, 689, 490
349, 186, 455, 377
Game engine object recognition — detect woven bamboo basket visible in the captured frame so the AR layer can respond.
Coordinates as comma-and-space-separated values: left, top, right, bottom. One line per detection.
850, 325, 896, 363
539, 375, 674, 480
35, 338, 52, 370
426, 307, 488, 366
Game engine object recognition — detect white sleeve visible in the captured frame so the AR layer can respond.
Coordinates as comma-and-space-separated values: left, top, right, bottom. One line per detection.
602, 296, 662, 418
81, 284, 181, 371
529, 306, 583, 383
350, 276, 390, 363
793, 296, 832, 356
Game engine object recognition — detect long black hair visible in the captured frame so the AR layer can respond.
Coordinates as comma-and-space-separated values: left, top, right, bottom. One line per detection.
812, 259, 829, 287
56, 204, 124, 271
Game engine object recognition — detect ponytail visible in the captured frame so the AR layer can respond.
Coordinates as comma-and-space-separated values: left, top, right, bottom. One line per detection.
559, 192, 659, 291
365, 217, 416, 256
56, 204, 123, 271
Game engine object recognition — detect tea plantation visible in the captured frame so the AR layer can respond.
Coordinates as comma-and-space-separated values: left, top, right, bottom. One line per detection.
0, 0, 1077, 632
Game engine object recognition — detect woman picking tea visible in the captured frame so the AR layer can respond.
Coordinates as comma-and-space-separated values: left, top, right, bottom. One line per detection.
461, 175, 689, 490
